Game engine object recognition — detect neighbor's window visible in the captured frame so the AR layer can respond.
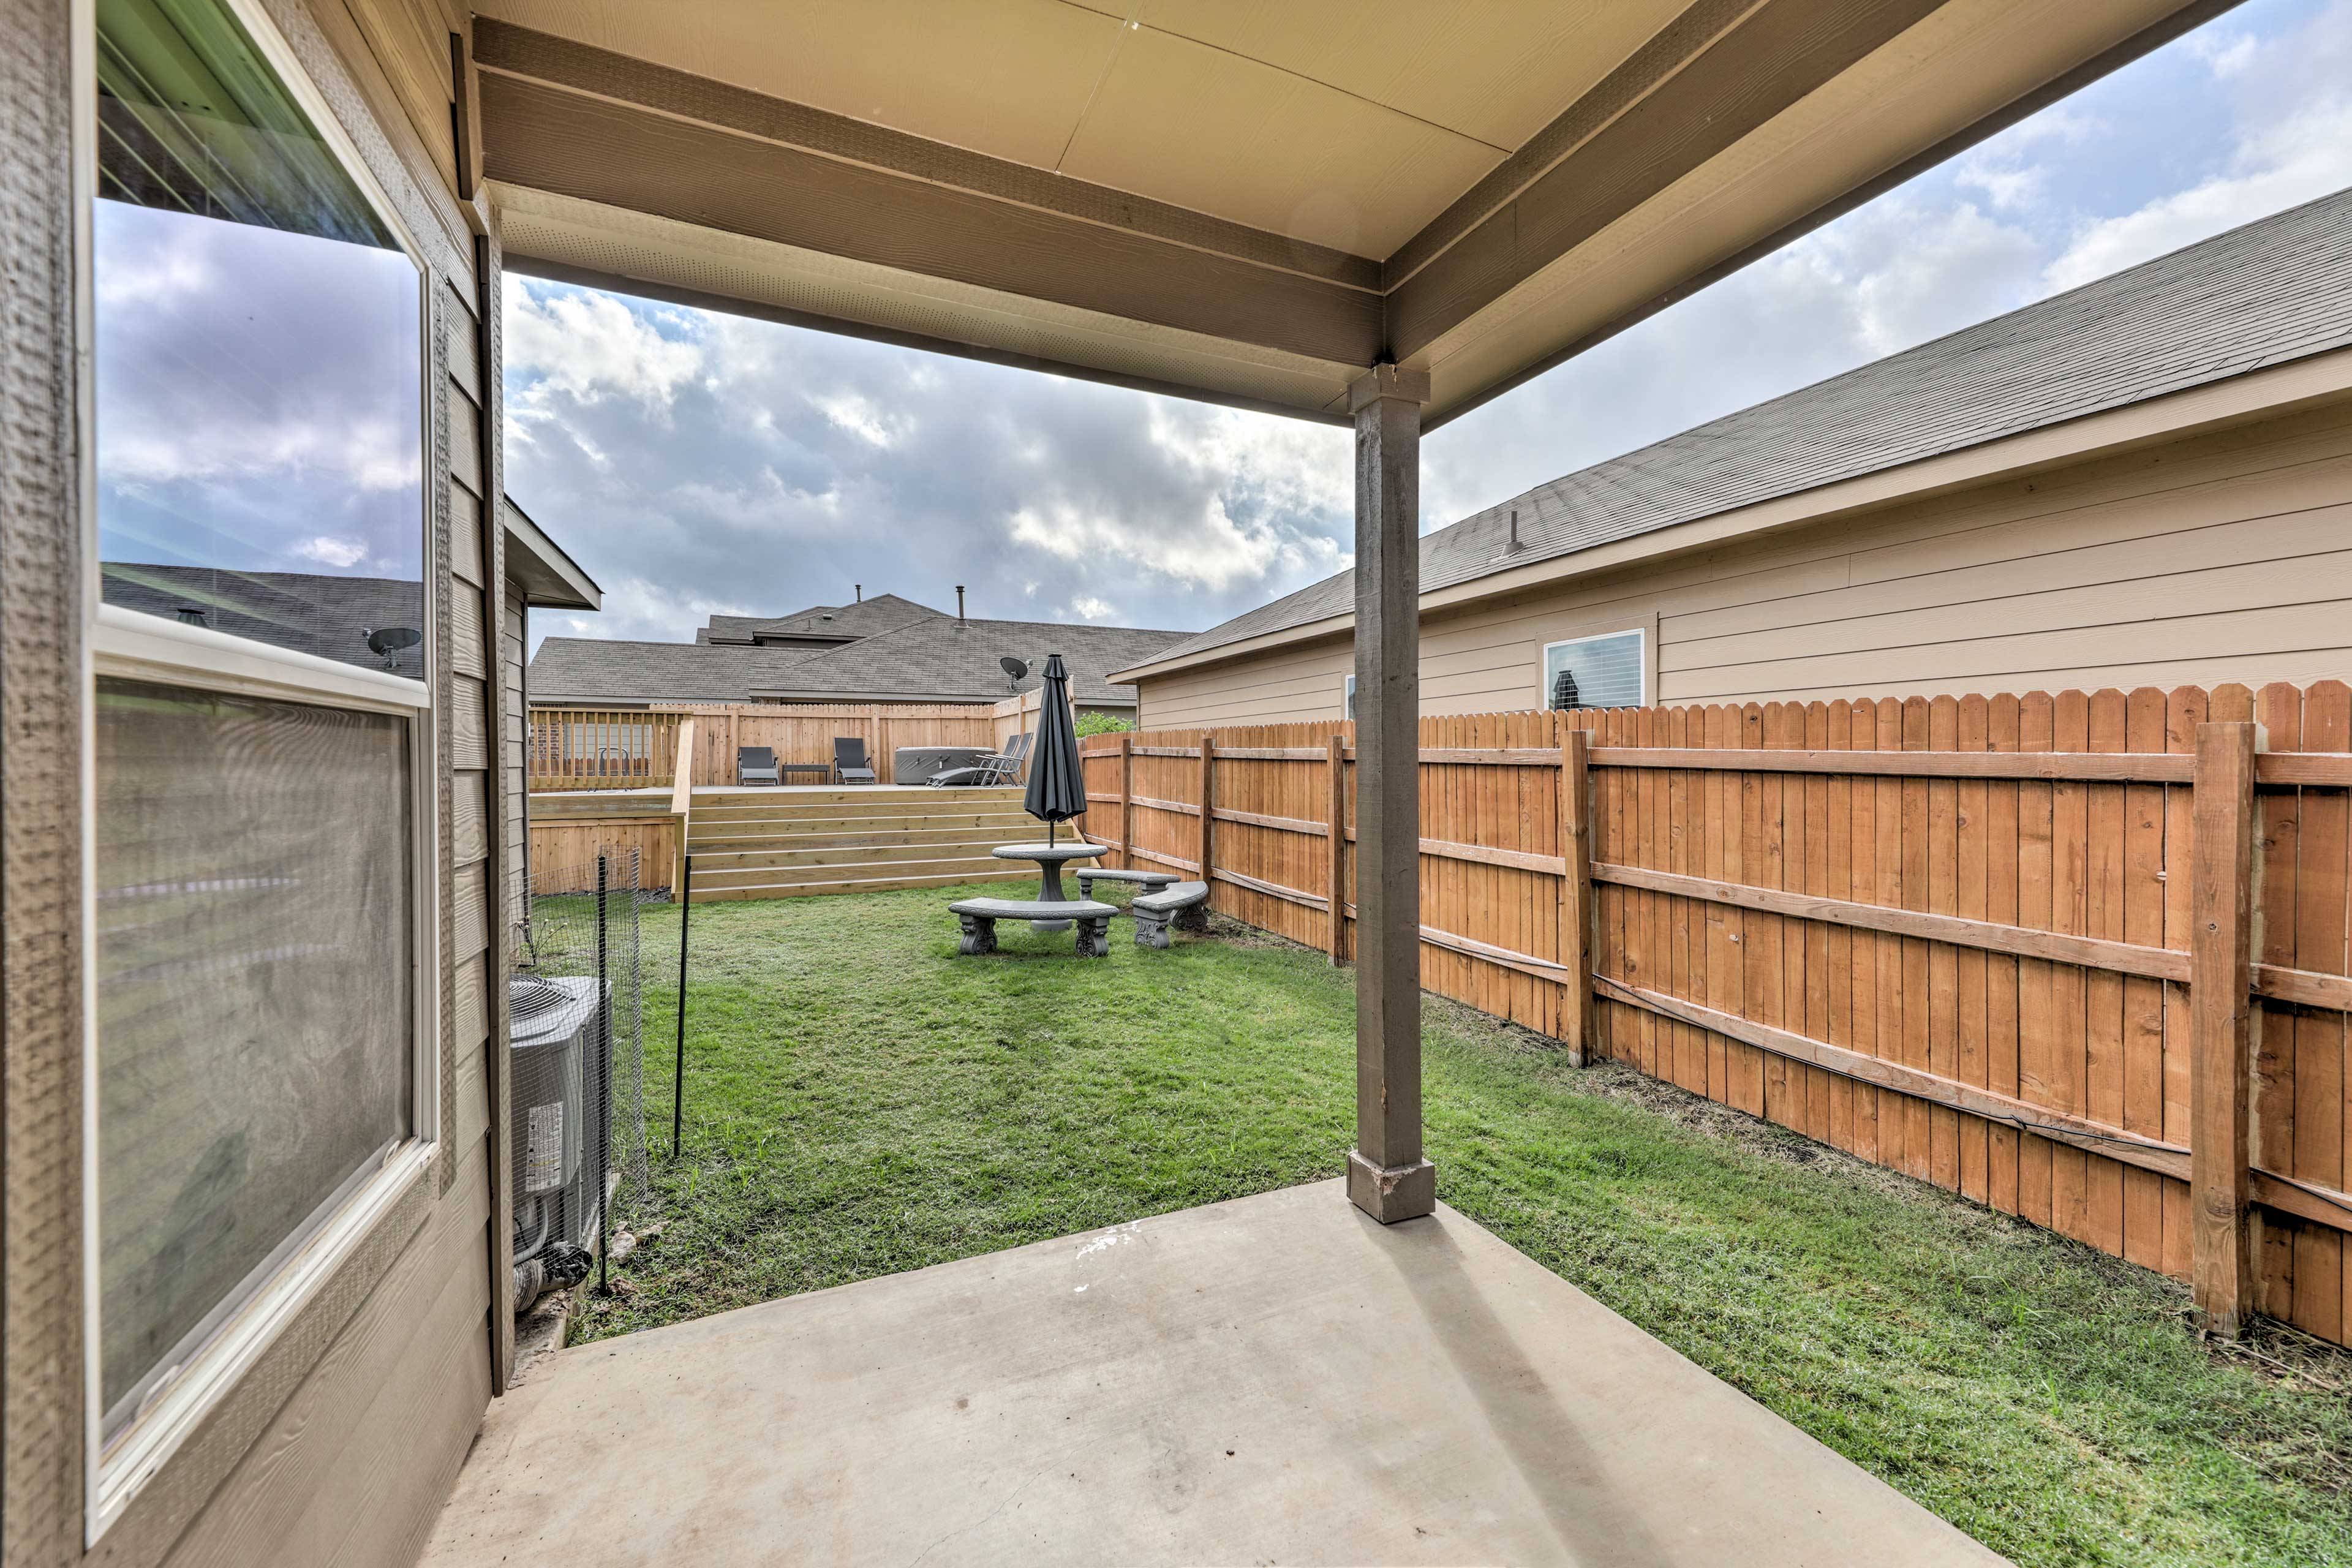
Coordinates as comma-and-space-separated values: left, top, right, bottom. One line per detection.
87, 0, 432, 1475
93, 0, 424, 676
1543, 629, 1645, 710
1344, 673, 1355, 721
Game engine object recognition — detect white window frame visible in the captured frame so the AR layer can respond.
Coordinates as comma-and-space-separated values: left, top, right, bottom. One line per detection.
71, 0, 441, 1537
1539, 624, 1651, 711
1344, 673, 1355, 721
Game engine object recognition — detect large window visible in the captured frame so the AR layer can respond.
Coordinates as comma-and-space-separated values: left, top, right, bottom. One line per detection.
83, 0, 433, 1522
1542, 628, 1646, 711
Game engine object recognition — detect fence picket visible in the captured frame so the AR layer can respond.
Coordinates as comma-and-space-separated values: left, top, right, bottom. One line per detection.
1087, 684, 2351, 1348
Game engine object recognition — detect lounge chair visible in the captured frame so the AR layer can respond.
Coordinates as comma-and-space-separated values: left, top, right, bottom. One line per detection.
928, 731, 1031, 788
737, 745, 781, 786
832, 736, 879, 785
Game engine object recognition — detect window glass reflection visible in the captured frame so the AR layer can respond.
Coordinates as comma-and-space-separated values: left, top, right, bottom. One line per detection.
94, 0, 424, 677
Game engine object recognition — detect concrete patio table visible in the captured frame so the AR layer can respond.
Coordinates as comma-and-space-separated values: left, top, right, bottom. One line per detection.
992, 842, 1106, 931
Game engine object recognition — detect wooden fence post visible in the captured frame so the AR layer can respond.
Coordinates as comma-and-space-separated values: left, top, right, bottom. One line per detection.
1560, 725, 1596, 1066
1329, 733, 1347, 964
2189, 718, 2259, 1337
1198, 734, 1215, 891
1118, 733, 1133, 870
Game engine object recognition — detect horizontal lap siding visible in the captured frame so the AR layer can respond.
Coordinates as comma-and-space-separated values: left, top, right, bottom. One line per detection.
1137, 401, 2352, 726
148, 4, 501, 1566
1094, 680, 2351, 1349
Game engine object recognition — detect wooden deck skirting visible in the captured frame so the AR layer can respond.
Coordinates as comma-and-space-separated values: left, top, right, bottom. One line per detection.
1082, 684, 2352, 1346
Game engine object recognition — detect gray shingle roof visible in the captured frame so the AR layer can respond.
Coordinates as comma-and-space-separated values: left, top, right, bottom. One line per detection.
529, 638, 821, 704
1136, 186, 2352, 673
533, 615, 1194, 706
748, 616, 1193, 706
101, 563, 429, 680
699, 592, 941, 644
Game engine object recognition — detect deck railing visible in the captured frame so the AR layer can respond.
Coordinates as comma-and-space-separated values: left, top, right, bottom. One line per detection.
530, 701, 1001, 789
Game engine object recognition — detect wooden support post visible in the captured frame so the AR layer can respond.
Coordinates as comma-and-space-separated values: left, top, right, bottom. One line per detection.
2190, 719, 2259, 1337
1345, 364, 1434, 1224
1198, 734, 1216, 890
1118, 733, 1134, 870
1559, 725, 1596, 1066
1328, 733, 1348, 964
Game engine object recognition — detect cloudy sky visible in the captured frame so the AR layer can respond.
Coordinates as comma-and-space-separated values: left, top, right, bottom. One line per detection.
505, 0, 2352, 652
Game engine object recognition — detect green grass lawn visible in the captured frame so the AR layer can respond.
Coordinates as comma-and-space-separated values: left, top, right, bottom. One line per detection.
582, 883, 2351, 1568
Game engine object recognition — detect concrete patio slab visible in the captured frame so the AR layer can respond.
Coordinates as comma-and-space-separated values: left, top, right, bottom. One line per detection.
421, 1181, 2003, 1566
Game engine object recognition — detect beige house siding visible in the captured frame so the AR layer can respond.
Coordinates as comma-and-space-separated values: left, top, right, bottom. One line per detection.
29, 4, 514, 1567
503, 578, 529, 918
1139, 396, 2352, 728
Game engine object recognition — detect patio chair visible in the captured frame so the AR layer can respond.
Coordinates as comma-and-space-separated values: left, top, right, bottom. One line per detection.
832, 736, 879, 785
737, 745, 780, 786
927, 731, 1030, 788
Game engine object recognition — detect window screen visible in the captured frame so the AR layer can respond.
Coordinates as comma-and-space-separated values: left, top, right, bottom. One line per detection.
1544, 630, 1645, 710
95, 677, 413, 1441
93, 0, 424, 677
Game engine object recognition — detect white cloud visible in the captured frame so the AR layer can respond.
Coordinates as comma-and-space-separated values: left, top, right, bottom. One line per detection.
293, 535, 369, 568
812, 391, 907, 448
505, 286, 705, 410
2045, 96, 2352, 290
1008, 496, 1285, 591
565, 578, 757, 644
2047, 1, 2352, 290
1071, 595, 1118, 620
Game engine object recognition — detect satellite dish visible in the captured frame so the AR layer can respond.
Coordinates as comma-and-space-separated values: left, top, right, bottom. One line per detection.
366, 626, 423, 666
1000, 656, 1029, 682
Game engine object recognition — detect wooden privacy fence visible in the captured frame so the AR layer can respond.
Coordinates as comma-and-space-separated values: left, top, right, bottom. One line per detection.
532, 702, 998, 789
1079, 682, 2352, 1349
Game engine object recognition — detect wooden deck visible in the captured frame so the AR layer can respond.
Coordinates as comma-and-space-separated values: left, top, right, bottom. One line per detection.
529, 783, 1052, 899
685, 783, 1039, 901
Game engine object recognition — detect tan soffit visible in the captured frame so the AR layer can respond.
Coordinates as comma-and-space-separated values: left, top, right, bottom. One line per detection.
1411, 0, 2211, 420
489, 184, 1368, 420
1054, 23, 1503, 258
477, 0, 1127, 169
473, 0, 2237, 423
1119, 0, 1691, 151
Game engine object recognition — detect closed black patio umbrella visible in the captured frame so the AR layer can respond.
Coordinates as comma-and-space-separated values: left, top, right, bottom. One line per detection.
1023, 652, 1086, 843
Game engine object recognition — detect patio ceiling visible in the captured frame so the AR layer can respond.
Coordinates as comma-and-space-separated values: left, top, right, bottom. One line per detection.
468, 0, 2236, 425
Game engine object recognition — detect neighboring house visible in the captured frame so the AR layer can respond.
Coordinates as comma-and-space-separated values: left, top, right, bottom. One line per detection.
499, 497, 602, 927
1115, 190, 2352, 728
530, 598, 1191, 717
695, 589, 940, 649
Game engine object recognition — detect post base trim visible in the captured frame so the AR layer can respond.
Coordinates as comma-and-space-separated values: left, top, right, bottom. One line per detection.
1347, 1151, 1436, 1223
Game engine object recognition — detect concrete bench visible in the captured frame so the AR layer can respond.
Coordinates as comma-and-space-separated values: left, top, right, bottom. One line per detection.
1074, 867, 1180, 905
1130, 881, 1210, 949
948, 897, 1118, 958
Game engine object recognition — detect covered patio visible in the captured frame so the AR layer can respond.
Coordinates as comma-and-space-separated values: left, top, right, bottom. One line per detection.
425, 1183, 1994, 1566
443, 0, 2242, 1559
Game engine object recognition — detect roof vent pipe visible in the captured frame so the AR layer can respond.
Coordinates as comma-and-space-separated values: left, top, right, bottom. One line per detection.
854, 584, 862, 602
1508, 509, 1520, 551
956, 585, 966, 623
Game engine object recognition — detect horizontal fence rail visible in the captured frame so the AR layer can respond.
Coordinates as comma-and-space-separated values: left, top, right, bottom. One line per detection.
1082, 681, 2352, 1349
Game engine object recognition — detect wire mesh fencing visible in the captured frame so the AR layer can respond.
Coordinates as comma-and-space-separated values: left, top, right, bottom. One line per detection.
507, 846, 654, 1308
